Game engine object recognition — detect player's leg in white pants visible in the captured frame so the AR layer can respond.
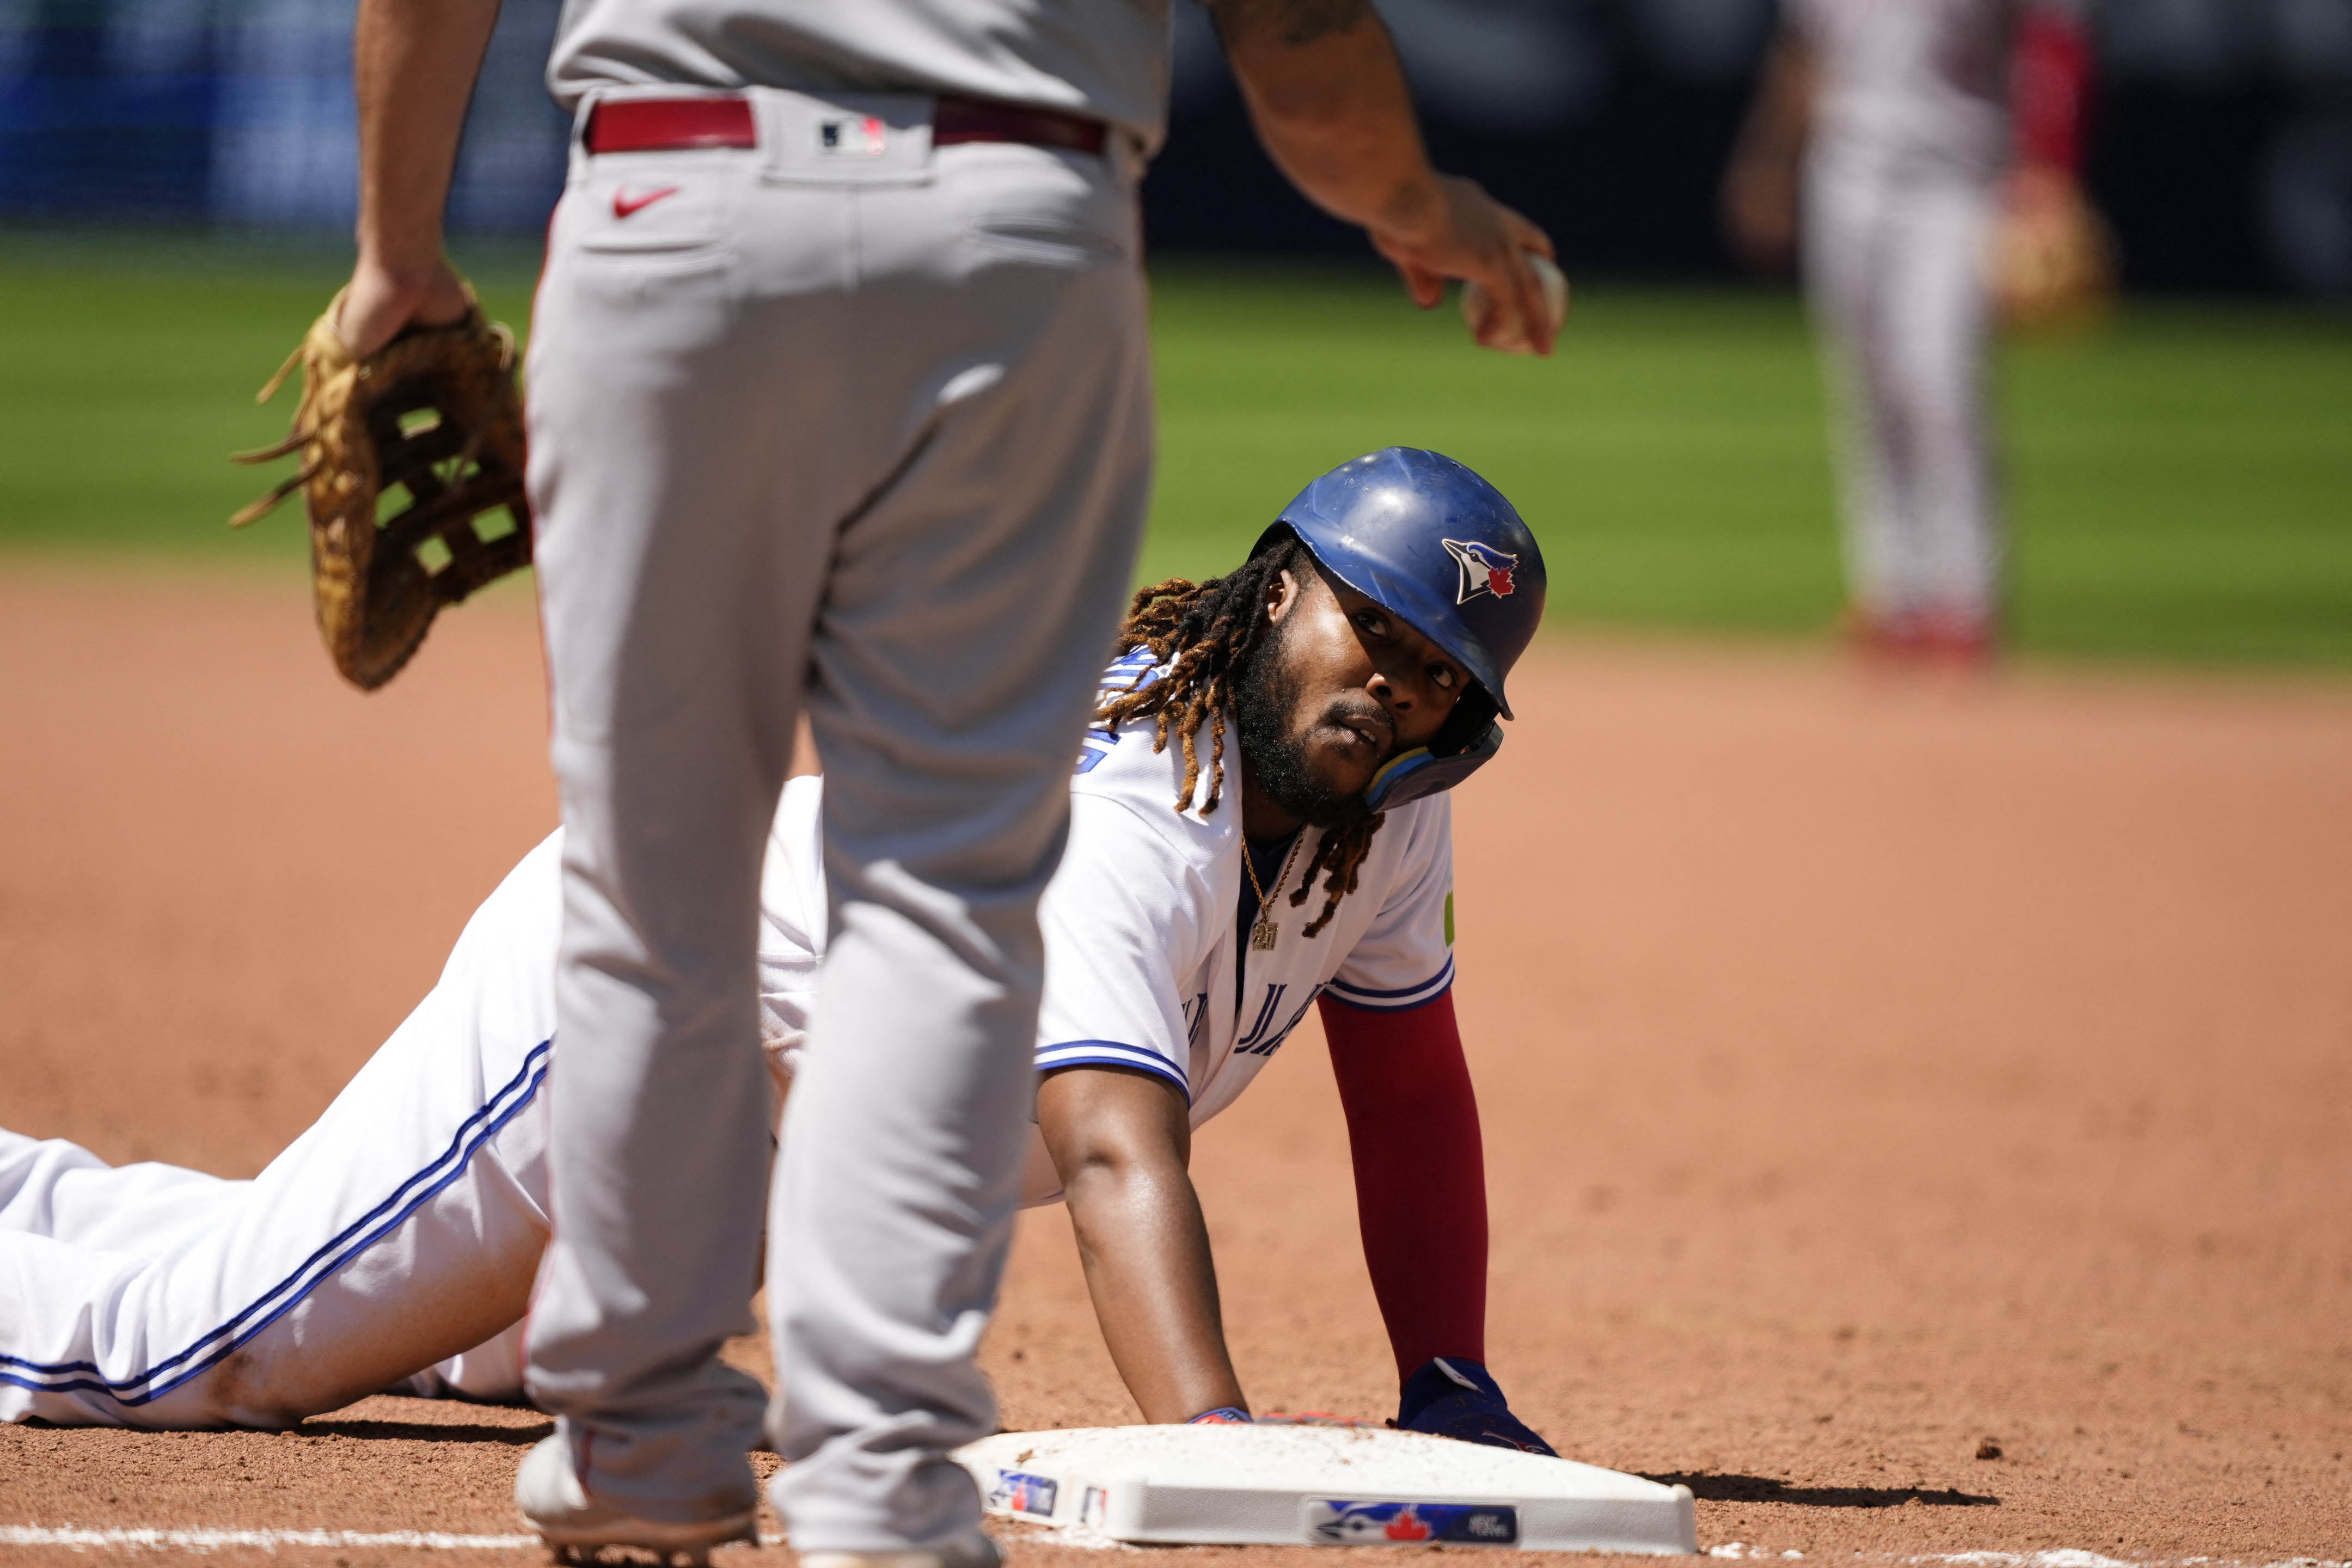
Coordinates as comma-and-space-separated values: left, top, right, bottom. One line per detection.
1806, 153, 2000, 629
521, 90, 1153, 1548
0, 837, 565, 1426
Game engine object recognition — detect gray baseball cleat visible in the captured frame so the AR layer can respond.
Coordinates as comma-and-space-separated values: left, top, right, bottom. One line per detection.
514, 1433, 759, 1567
798, 1534, 1004, 1568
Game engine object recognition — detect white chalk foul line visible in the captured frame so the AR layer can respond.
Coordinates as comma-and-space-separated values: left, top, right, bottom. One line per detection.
1, 1527, 540, 1552
0, 1526, 800, 1554
1708, 1549, 2349, 1568
5, 1530, 2345, 1564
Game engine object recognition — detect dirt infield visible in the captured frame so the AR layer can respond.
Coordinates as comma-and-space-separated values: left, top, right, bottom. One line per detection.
2, 567, 2346, 1566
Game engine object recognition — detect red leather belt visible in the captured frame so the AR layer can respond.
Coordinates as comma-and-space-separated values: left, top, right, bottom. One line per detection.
935, 97, 1106, 156
586, 96, 754, 153
584, 93, 1105, 157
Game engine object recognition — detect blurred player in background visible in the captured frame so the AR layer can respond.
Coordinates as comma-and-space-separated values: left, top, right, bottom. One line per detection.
1724, 0, 2105, 668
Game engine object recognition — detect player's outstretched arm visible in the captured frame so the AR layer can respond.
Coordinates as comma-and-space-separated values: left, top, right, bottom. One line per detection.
341, 0, 501, 357
1037, 1065, 1250, 1425
1322, 990, 1555, 1455
1205, 0, 1559, 354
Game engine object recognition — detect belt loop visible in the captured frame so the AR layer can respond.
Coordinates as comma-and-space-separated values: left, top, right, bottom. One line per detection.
565, 87, 607, 185
751, 87, 787, 183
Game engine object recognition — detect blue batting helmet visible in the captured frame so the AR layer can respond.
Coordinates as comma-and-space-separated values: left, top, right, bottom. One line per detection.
1250, 447, 1547, 811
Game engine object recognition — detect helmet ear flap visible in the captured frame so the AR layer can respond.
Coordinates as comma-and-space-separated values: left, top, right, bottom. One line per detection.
1361, 685, 1505, 812
1429, 687, 1500, 759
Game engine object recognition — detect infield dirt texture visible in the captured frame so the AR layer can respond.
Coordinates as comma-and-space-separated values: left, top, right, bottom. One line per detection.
2, 573, 2345, 1567
1, 252, 2347, 1564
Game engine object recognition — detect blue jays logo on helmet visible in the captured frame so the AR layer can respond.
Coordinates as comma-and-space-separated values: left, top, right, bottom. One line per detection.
1442, 537, 1519, 604
1252, 448, 1547, 813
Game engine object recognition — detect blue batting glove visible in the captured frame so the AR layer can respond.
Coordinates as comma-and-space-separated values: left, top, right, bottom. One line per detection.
1394, 1357, 1557, 1456
1187, 1406, 1253, 1424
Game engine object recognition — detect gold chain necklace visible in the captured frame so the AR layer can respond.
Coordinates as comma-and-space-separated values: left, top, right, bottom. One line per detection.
1242, 831, 1306, 952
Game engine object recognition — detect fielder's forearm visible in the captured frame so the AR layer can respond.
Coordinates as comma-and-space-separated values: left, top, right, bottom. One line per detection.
1321, 991, 1487, 1384
354, 0, 503, 273
1208, 0, 1442, 240
1038, 1067, 1248, 1424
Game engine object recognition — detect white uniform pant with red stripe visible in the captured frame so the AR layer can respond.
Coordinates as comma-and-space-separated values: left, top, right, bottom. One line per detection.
0, 836, 565, 1427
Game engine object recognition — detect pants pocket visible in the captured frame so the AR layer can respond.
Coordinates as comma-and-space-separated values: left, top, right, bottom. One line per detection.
565, 152, 745, 261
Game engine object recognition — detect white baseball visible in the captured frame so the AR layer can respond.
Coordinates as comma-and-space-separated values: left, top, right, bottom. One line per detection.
1460, 253, 1569, 355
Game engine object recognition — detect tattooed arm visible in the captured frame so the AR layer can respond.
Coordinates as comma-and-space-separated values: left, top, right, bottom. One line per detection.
1205, 0, 1560, 353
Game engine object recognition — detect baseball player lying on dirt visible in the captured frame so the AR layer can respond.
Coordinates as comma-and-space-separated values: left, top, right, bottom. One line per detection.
0, 448, 1549, 1455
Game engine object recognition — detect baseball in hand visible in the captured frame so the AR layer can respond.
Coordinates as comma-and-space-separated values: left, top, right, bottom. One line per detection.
1461, 253, 1569, 355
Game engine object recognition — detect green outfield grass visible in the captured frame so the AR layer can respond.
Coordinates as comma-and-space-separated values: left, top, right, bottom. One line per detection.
3, 233, 2346, 667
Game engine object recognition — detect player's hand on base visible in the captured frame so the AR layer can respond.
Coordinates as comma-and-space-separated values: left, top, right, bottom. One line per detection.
1393, 1357, 1559, 1456
1370, 175, 1562, 357
337, 252, 474, 359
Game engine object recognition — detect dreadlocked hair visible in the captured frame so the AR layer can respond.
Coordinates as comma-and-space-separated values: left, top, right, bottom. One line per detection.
1096, 539, 1386, 939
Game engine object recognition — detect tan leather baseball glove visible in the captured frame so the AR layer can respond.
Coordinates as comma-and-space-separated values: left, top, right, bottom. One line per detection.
1989, 166, 2116, 333
231, 286, 532, 691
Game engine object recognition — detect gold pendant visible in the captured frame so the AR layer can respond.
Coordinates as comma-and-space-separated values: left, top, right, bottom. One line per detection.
1251, 917, 1279, 952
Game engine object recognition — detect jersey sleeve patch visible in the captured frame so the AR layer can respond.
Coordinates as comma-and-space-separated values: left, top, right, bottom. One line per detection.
1034, 1040, 1191, 1102
1323, 953, 1455, 1014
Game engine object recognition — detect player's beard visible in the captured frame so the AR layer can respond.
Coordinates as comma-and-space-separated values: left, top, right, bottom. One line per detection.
1234, 618, 1381, 834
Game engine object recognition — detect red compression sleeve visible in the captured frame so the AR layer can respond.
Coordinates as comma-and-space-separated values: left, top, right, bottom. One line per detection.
1321, 989, 1486, 1384
2012, 4, 2094, 173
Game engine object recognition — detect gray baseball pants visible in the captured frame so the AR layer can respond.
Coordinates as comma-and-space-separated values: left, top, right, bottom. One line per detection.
1804, 148, 2001, 626
522, 86, 1153, 1550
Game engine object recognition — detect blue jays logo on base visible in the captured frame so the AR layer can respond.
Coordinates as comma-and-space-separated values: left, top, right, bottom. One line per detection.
988, 1470, 1059, 1521
1442, 538, 1519, 604
1303, 1500, 1521, 1547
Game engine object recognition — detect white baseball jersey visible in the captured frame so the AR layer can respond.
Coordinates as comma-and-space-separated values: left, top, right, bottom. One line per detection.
1790, 0, 2084, 179
548, 0, 1176, 152
5, 684, 1454, 1425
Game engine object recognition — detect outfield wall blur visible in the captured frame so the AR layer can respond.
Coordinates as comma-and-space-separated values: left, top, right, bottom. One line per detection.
2, 0, 2349, 296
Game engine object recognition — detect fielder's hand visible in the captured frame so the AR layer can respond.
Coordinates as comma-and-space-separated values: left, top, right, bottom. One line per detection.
339, 252, 474, 359
1393, 1357, 1558, 1456
1371, 175, 1563, 357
